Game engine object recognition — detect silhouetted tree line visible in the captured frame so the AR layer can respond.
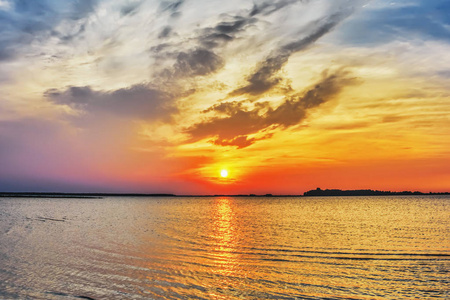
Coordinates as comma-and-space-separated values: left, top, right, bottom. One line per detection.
303, 188, 449, 197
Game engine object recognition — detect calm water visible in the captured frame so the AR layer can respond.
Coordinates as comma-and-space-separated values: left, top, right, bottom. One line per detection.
0, 196, 448, 299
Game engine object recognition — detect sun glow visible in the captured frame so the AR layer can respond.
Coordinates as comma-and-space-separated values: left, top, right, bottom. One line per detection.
220, 169, 228, 178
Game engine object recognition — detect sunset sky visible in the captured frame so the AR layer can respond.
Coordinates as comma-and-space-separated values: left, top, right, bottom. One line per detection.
0, 0, 449, 194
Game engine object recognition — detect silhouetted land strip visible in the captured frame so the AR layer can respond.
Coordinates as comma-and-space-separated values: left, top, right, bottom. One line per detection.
0, 193, 175, 198
0, 190, 448, 198
302, 188, 449, 197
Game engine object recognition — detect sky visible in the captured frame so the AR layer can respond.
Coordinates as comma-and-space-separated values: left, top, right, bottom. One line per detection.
0, 0, 449, 194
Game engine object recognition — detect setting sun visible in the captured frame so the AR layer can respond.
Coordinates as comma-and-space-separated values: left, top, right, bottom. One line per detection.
220, 169, 228, 178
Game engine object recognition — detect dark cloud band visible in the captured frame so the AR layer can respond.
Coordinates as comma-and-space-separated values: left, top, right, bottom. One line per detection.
187, 70, 356, 148
45, 84, 177, 120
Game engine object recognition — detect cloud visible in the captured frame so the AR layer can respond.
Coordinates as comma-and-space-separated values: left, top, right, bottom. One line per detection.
159, 0, 184, 18
187, 70, 355, 148
232, 10, 356, 96
156, 13, 257, 78
152, 1, 309, 79
173, 48, 224, 77
249, 0, 301, 17
150, 0, 363, 84
46, 84, 177, 120
198, 16, 257, 48
120, 1, 142, 16
212, 135, 257, 149
69, 0, 98, 20
194, 0, 303, 49
158, 26, 172, 39
0, 0, 98, 61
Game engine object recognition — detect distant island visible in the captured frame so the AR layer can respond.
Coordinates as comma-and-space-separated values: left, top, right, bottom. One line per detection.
302, 188, 449, 197
0, 189, 448, 198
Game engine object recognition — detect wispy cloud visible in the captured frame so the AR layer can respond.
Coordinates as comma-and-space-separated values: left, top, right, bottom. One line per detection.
0, 0, 98, 60
231, 11, 354, 96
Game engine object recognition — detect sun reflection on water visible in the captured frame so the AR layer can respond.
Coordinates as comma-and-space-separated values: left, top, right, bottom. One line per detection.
210, 197, 239, 277
110, 196, 450, 299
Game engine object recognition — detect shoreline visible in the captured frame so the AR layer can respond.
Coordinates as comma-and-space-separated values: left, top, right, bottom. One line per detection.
1, 190, 449, 198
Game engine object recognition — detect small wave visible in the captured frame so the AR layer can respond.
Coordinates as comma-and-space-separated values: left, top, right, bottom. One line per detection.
46, 291, 96, 300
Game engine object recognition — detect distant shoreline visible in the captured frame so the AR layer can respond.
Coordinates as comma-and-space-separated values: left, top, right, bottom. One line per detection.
302, 188, 450, 197
0, 189, 449, 198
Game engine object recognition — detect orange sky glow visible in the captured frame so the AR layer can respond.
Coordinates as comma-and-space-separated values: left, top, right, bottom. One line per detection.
0, 0, 449, 194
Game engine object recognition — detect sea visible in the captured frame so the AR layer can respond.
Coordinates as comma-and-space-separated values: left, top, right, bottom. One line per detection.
0, 195, 448, 299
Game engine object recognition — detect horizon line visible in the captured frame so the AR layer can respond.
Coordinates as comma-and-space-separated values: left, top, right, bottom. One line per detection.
1, 189, 449, 198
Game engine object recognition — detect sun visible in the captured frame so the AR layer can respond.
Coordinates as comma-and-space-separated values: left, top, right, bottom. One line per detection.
220, 169, 228, 178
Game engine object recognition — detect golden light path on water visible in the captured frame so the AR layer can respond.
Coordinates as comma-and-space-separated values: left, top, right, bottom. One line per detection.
210, 198, 237, 298
0, 196, 449, 299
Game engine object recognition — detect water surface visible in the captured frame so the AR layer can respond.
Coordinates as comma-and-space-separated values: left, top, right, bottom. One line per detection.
0, 196, 449, 299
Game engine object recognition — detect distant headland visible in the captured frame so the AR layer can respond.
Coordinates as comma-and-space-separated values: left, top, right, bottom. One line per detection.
0, 189, 448, 198
302, 188, 449, 197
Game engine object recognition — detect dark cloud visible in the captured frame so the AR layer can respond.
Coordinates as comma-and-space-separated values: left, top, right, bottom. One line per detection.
150, 43, 171, 54
149, 7, 256, 79
213, 136, 257, 149
159, 0, 184, 18
196, 0, 311, 49
46, 84, 177, 120
173, 48, 224, 77
232, 12, 353, 96
198, 33, 233, 48
150, 0, 362, 85
198, 16, 257, 48
158, 26, 172, 39
189, 107, 264, 141
249, 0, 301, 17
203, 101, 245, 115
45, 86, 93, 104
231, 55, 287, 96
215, 18, 249, 34
161, 15, 257, 77
154, 1, 304, 78
120, 1, 142, 16
152, 43, 225, 78
187, 70, 355, 148
0, 0, 98, 61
